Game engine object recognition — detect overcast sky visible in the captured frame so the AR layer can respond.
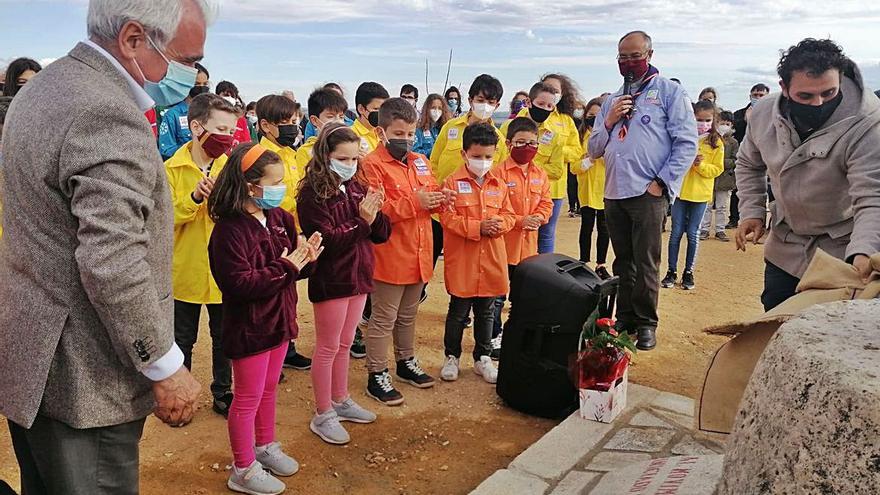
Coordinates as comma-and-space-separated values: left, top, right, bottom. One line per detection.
3, 0, 880, 112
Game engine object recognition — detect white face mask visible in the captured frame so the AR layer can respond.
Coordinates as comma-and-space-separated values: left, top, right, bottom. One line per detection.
466, 158, 493, 178
552, 93, 562, 105
573, 108, 585, 119
429, 108, 443, 122
471, 102, 496, 120
718, 124, 733, 136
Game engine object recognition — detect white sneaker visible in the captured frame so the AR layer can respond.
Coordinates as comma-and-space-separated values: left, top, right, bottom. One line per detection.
227, 461, 285, 495
440, 355, 460, 382
474, 356, 498, 384
310, 409, 351, 445
254, 441, 299, 477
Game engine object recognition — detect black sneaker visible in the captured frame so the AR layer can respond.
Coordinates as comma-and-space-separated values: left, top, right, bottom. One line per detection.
715, 231, 730, 242
699, 230, 710, 240
725, 221, 738, 229
350, 327, 367, 359
278, 371, 287, 384
212, 392, 233, 418
396, 357, 435, 389
661, 270, 677, 289
283, 351, 312, 370
595, 265, 612, 280
681, 271, 695, 290
366, 370, 404, 406
490, 333, 503, 360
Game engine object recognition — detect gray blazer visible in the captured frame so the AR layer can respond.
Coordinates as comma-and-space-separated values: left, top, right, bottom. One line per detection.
0, 43, 174, 429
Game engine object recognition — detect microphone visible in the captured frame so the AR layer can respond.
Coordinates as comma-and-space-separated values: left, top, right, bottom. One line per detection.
623, 71, 634, 118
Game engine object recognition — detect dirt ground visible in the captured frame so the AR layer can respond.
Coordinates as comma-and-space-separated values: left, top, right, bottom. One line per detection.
0, 213, 765, 494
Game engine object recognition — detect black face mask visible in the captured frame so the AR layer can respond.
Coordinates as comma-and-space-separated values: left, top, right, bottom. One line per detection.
788, 91, 843, 133
529, 106, 552, 124
276, 124, 299, 147
386, 138, 413, 162
367, 110, 380, 127
585, 116, 596, 127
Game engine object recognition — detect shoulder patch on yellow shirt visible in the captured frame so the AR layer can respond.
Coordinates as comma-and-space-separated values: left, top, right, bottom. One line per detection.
448, 128, 460, 140
539, 130, 555, 145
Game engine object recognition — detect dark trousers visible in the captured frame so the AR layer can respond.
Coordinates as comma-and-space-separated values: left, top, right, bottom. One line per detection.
173, 300, 231, 400
493, 265, 518, 337
762, 260, 800, 311
605, 193, 668, 331
445, 295, 496, 361
567, 171, 580, 212
579, 206, 610, 264
728, 189, 740, 226
9, 416, 145, 495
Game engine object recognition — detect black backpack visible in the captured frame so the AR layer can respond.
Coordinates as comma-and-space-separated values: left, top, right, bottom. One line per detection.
496, 254, 618, 418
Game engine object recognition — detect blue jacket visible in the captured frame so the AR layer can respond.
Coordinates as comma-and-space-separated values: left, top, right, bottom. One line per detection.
588, 70, 698, 201
413, 125, 440, 156
158, 100, 192, 161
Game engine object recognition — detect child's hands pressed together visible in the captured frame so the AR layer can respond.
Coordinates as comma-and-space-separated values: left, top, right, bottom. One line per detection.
480, 217, 504, 237
522, 214, 543, 231
359, 189, 383, 224
416, 188, 446, 210
281, 238, 311, 272
304, 231, 325, 262
192, 176, 215, 202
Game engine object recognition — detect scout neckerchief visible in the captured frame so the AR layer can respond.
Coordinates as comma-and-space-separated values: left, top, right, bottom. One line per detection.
618, 65, 660, 141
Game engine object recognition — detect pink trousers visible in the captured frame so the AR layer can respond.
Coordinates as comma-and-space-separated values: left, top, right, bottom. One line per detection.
311, 294, 368, 413
228, 341, 288, 468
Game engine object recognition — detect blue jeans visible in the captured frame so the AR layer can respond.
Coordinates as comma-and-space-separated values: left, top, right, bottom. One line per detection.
667, 199, 708, 273
538, 198, 565, 254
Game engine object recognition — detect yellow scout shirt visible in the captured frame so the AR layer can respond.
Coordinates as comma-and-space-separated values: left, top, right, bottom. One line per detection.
430, 113, 509, 184
571, 129, 606, 211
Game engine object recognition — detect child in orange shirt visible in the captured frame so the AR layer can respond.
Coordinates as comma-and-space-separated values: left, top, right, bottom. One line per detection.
492, 118, 553, 356
439, 123, 516, 384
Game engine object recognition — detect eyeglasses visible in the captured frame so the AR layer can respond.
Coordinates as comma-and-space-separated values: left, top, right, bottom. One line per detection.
617, 51, 648, 61
512, 141, 539, 148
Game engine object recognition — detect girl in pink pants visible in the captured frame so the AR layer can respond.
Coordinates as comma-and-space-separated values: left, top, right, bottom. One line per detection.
296, 122, 392, 444
208, 143, 324, 495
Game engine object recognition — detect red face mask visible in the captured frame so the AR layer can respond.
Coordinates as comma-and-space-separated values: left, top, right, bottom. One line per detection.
198, 128, 235, 159
510, 144, 538, 165
618, 58, 649, 79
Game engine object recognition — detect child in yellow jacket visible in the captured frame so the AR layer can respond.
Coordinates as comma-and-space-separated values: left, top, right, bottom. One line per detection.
662, 101, 724, 291
165, 93, 238, 415
295, 87, 349, 171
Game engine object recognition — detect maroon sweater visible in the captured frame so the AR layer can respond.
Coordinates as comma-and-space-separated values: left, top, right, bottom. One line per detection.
297, 180, 391, 303
208, 208, 311, 359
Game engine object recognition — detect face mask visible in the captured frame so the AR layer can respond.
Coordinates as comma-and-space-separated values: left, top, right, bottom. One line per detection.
429, 108, 443, 122
471, 102, 496, 120
276, 124, 299, 147
618, 58, 649, 79
197, 128, 235, 159
529, 106, 552, 124
386, 138, 413, 162
552, 93, 562, 105
447, 99, 458, 111
367, 110, 380, 127
510, 144, 538, 165
466, 158, 493, 178
718, 124, 732, 136
573, 108, 585, 119
750, 96, 761, 106
253, 184, 287, 210
329, 158, 357, 182
136, 35, 197, 107
585, 115, 596, 127
696, 121, 713, 136
247, 114, 258, 125
512, 99, 526, 113
788, 91, 843, 132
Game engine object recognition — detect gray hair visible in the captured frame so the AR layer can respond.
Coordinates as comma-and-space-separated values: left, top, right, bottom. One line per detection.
619, 31, 653, 51
87, 0, 218, 49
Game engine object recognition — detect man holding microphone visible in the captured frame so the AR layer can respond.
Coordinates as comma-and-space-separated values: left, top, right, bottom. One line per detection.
588, 30, 698, 350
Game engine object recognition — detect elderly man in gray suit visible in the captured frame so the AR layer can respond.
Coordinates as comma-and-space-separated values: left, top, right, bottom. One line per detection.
0, 1, 214, 493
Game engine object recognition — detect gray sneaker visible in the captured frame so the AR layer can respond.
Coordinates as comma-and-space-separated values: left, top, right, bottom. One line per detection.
310, 409, 351, 445
255, 441, 299, 477
440, 355, 460, 382
227, 461, 285, 495
333, 397, 377, 424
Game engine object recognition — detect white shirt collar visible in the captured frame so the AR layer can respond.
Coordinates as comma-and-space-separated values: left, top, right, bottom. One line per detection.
83, 39, 155, 112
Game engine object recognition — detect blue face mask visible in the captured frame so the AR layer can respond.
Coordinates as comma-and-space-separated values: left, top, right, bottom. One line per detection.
253, 184, 287, 210
135, 36, 198, 107
329, 158, 357, 182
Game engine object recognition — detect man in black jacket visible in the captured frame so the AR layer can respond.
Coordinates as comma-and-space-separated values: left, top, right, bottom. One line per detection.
728, 83, 770, 227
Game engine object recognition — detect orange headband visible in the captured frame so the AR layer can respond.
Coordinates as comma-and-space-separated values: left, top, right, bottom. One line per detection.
241, 144, 267, 172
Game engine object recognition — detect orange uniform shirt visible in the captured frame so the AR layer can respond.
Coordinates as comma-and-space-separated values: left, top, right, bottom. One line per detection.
440, 167, 516, 298
362, 144, 439, 285
496, 158, 554, 266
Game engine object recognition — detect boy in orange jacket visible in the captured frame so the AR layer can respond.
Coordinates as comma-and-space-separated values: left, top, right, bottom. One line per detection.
439, 123, 516, 384
491, 117, 553, 356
